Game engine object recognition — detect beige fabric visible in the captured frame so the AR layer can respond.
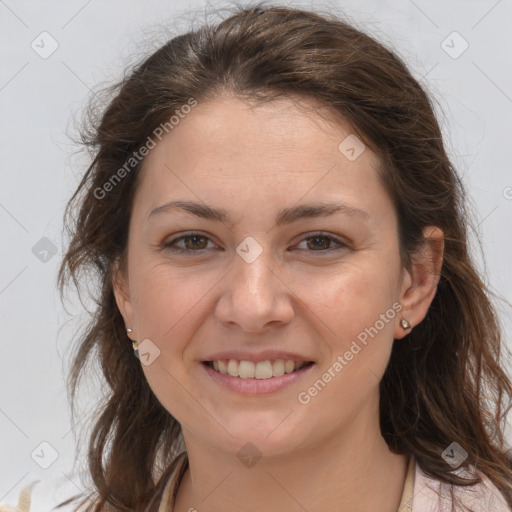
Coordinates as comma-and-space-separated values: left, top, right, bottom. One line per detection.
0, 481, 40, 512
158, 452, 188, 512
397, 454, 415, 512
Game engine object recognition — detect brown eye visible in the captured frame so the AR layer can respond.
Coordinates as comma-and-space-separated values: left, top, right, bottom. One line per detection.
306, 235, 332, 250
296, 233, 347, 253
163, 233, 214, 253
182, 234, 209, 250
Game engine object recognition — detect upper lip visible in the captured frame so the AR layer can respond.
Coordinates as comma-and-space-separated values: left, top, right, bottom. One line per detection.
202, 350, 315, 363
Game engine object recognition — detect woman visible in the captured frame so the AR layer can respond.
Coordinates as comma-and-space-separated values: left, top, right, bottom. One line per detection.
55, 4, 512, 511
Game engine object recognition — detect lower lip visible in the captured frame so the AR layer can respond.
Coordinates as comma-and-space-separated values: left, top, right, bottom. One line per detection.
201, 362, 315, 395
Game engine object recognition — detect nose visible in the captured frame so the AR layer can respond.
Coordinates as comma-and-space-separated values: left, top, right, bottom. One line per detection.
214, 243, 295, 332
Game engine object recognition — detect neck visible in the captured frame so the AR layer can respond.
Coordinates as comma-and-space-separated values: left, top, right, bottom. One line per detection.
173, 407, 408, 512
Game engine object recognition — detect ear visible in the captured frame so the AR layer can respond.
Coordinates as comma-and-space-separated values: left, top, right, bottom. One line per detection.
394, 226, 444, 339
112, 257, 135, 338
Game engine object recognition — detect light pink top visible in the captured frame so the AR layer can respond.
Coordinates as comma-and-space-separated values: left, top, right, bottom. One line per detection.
411, 459, 510, 511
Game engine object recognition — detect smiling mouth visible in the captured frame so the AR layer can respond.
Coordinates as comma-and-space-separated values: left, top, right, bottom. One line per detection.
202, 359, 315, 379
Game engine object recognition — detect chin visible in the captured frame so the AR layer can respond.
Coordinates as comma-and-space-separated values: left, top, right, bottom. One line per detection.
211, 418, 310, 458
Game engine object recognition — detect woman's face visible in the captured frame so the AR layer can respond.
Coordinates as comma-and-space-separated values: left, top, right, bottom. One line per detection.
114, 95, 415, 458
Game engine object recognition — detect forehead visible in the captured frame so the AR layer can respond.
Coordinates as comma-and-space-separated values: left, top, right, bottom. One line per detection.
146, 95, 369, 167
132, 95, 389, 221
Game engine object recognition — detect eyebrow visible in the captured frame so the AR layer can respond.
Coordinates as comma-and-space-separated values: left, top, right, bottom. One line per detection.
148, 200, 369, 227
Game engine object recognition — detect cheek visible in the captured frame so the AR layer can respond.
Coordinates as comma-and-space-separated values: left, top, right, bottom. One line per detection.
308, 260, 398, 340
130, 260, 206, 348
305, 265, 399, 403
297, 272, 399, 419
130, 262, 209, 419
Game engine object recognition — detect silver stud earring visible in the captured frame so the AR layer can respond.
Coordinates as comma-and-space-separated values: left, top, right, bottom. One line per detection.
126, 328, 133, 334
400, 318, 412, 330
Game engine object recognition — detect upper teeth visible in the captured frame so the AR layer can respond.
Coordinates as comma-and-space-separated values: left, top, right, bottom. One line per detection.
211, 359, 307, 379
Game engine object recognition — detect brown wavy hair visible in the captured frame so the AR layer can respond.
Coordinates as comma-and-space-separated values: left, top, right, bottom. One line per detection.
57, 2, 512, 510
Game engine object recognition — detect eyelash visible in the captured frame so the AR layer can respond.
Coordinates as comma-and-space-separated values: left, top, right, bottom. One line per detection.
162, 231, 348, 255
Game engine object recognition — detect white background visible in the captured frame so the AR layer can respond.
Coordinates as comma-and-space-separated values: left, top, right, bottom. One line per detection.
1, 0, 511, 509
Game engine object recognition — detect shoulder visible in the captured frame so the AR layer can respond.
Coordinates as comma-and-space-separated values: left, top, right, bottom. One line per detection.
412, 460, 511, 512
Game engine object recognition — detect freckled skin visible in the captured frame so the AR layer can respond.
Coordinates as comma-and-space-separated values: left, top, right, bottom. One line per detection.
113, 96, 443, 512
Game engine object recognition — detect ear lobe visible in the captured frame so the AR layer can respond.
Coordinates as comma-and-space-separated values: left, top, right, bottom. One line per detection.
112, 258, 134, 330
394, 226, 444, 339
